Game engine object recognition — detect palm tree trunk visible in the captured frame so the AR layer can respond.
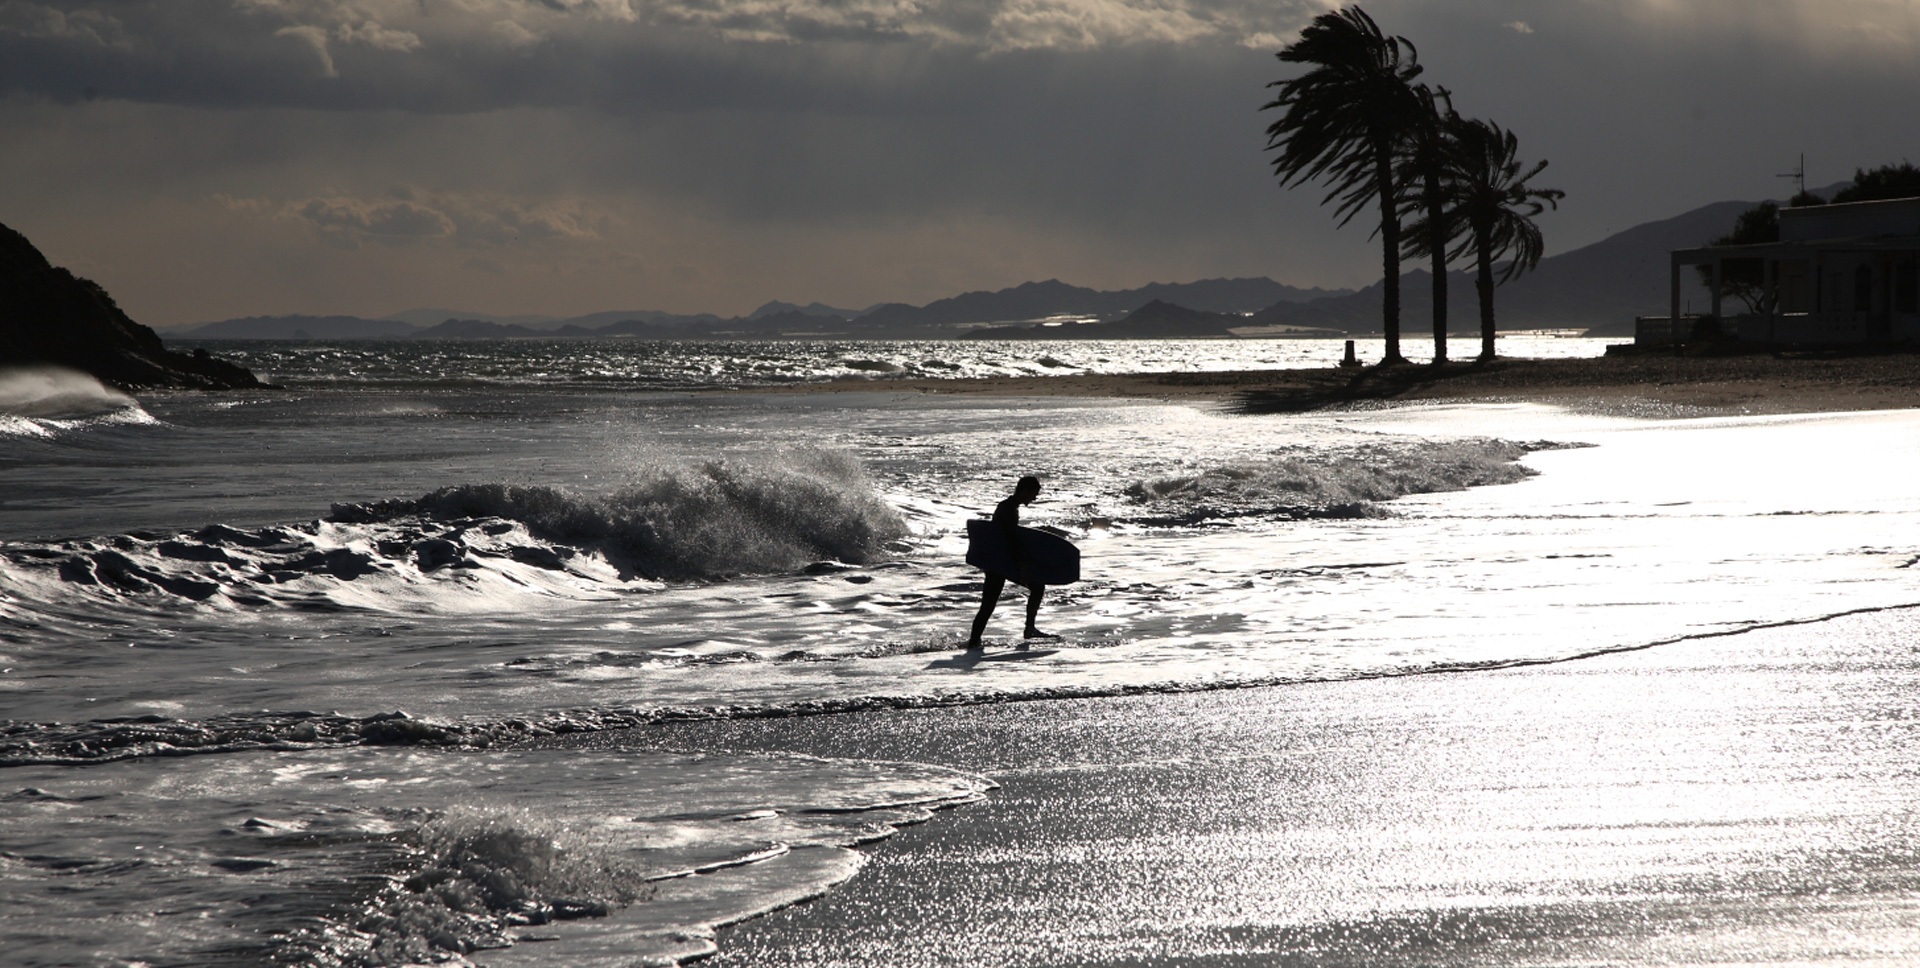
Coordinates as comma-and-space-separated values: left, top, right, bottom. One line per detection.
1425, 169, 1447, 364
1475, 228, 1497, 360
1373, 139, 1406, 364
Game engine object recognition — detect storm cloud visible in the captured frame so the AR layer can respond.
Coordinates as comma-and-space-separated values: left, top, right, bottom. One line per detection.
1, 0, 1915, 323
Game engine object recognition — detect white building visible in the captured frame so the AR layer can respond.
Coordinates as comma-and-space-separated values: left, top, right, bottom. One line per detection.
1654, 196, 1920, 344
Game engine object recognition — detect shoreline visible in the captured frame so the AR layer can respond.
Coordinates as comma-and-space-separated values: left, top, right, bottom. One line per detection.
757, 350, 1920, 416
593, 604, 1920, 966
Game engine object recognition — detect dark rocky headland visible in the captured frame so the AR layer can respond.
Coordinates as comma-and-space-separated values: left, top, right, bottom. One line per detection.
0, 222, 264, 390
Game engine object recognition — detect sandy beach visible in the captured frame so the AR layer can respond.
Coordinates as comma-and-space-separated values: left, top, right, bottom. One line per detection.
575, 358, 1920, 964
20, 340, 1920, 965
580, 604, 1920, 966
765, 349, 1920, 416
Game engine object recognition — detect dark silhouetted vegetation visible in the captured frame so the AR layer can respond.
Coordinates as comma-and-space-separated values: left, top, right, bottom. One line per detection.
0, 221, 265, 389
1263, 7, 1426, 364
1266, 6, 1561, 364
1696, 200, 1780, 315
1698, 161, 1920, 314
1832, 162, 1920, 204
1401, 85, 1456, 362
1418, 117, 1563, 360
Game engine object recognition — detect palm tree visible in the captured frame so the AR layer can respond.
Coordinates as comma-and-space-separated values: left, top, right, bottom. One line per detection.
1399, 84, 1457, 363
1263, 6, 1425, 364
1413, 116, 1563, 361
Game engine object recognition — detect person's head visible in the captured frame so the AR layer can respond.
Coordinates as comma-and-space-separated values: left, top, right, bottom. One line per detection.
1015, 475, 1041, 503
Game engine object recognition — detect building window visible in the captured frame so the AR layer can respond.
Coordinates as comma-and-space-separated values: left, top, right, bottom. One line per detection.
1854, 264, 1873, 313
1897, 261, 1918, 314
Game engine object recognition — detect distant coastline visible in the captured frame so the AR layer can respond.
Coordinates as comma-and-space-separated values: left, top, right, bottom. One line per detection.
162, 188, 1776, 343
173, 278, 1347, 342
762, 350, 1920, 417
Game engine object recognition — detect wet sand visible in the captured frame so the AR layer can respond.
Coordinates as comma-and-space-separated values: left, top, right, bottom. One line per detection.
765, 350, 1920, 416
590, 605, 1920, 966
631, 357, 1920, 963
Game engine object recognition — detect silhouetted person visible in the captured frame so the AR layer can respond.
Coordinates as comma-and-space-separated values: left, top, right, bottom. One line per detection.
968, 475, 1057, 649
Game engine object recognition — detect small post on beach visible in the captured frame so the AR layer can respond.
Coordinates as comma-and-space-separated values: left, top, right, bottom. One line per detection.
1339, 339, 1361, 368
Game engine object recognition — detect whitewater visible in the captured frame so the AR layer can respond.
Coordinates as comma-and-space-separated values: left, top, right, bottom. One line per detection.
3, 336, 1916, 966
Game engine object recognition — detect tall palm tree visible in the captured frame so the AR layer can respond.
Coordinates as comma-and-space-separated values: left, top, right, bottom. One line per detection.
1263, 6, 1425, 365
1411, 116, 1563, 361
1399, 84, 1457, 363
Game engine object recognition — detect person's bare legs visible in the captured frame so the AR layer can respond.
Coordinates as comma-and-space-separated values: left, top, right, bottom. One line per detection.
1023, 584, 1056, 641
967, 574, 1006, 649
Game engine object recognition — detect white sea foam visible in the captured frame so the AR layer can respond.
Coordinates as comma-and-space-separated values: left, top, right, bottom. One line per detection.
0, 366, 135, 418
0, 747, 987, 966
0, 448, 908, 631
0, 366, 150, 437
1122, 437, 1563, 521
0, 413, 54, 438
4, 350, 1918, 966
6, 408, 1913, 751
343, 448, 911, 580
196, 335, 1609, 390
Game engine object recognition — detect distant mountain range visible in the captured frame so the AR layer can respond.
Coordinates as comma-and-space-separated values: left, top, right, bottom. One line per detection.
171, 277, 1347, 340
853, 277, 1340, 330
1247, 199, 1747, 337
1250, 182, 1856, 337
965, 300, 1275, 340
172, 192, 1783, 341
747, 300, 870, 320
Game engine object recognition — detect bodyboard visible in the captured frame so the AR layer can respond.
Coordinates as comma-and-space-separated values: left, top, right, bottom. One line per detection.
965, 519, 1080, 585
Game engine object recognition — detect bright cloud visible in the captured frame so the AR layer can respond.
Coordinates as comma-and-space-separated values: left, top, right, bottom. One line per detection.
985, 0, 1220, 51
336, 19, 422, 52
7, 0, 1920, 326
1607, 0, 1918, 56
0, 1, 130, 47
274, 23, 337, 76
630, 0, 1321, 50
296, 196, 455, 240
253, 191, 607, 248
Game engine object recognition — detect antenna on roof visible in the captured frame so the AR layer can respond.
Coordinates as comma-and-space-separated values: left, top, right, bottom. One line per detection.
1777, 153, 1806, 198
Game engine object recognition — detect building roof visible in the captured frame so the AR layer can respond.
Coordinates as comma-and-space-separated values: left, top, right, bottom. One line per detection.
1779, 196, 1920, 244
1672, 196, 1920, 261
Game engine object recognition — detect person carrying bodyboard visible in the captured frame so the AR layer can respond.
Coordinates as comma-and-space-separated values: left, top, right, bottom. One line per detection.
966, 475, 1064, 649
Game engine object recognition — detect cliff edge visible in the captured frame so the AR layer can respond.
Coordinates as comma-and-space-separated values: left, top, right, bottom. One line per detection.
0, 222, 265, 390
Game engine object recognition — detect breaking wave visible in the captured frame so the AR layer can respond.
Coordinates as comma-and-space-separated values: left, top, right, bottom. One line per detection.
333, 449, 909, 581
275, 808, 655, 966
0, 746, 991, 967
0, 366, 136, 418
0, 449, 910, 619
1123, 437, 1576, 523
0, 365, 151, 437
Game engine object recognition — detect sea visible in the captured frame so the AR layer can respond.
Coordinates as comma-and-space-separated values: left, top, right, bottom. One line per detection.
3, 334, 1916, 966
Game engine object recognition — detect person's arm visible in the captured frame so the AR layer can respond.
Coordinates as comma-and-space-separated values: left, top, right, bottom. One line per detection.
993, 498, 1028, 578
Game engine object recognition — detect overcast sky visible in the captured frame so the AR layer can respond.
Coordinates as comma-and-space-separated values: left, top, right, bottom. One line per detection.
2, 0, 1915, 325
